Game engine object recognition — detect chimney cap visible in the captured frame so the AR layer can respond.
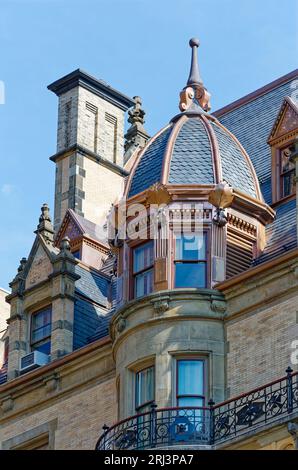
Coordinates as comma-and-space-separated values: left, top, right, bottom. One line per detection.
48, 68, 134, 112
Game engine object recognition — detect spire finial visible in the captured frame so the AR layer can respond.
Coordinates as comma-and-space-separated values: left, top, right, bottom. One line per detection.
179, 38, 211, 113
187, 38, 203, 86
35, 202, 54, 244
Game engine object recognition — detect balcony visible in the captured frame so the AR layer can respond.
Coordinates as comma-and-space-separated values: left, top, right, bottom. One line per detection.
96, 368, 298, 450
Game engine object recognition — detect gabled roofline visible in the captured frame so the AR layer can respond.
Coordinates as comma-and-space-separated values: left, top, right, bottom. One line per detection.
213, 69, 298, 118
268, 96, 298, 143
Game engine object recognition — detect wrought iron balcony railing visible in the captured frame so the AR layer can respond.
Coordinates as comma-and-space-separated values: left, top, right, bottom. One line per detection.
96, 368, 298, 450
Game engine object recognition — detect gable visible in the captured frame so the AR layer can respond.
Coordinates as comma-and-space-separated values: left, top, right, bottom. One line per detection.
25, 243, 53, 289
268, 97, 298, 143
55, 212, 82, 247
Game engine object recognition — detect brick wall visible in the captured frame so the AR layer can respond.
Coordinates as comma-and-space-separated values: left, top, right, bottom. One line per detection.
226, 295, 298, 396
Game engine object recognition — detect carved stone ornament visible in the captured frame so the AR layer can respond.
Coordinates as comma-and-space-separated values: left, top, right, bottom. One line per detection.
117, 315, 126, 333
210, 300, 227, 314
179, 87, 195, 112
1, 396, 14, 413
146, 182, 171, 205
208, 181, 234, 209
151, 296, 170, 315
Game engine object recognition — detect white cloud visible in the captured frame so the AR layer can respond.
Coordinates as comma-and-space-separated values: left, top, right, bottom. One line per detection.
1, 184, 14, 195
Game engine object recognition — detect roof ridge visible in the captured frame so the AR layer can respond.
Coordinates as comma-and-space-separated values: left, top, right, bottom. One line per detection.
214, 69, 298, 117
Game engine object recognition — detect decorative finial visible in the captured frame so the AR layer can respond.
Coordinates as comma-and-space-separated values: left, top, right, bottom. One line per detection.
187, 38, 203, 86
60, 236, 71, 252
128, 96, 145, 127
17, 257, 27, 273
179, 38, 211, 113
39, 203, 51, 224
124, 96, 150, 163
35, 203, 54, 244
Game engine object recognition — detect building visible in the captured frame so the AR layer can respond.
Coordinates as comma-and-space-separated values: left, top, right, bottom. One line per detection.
0, 39, 297, 450
0, 288, 10, 385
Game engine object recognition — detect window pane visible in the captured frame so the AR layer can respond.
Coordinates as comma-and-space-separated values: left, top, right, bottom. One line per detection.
136, 366, 155, 409
282, 171, 295, 197
175, 263, 206, 288
135, 269, 153, 298
32, 341, 51, 355
133, 241, 154, 273
31, 307, 52, 344
178, 396, 204, 408
175, 233, 206, 261
178, 360, 204, 396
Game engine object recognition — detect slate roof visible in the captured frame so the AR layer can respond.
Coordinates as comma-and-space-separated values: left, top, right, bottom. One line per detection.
211, 122, 257, 198
215, 74, 298, 205
253, 199, 297, 265
128, 126, 172, 197
73, 297, 108, 350
69, 210, 108, 246
73, 264, 113, 348
215, 71, 298, 264
127, 114, 259, 199
169, 117, 214, 184
75, 264, 110, 308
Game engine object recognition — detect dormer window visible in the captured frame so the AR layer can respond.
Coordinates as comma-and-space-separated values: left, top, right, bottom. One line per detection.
280, 145, 296, 198
174, 233, 207, 288
31, 306, 52, 355
132, 241, 154, 298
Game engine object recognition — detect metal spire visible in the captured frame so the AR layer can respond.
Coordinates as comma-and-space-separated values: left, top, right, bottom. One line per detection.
187, 38, 203, 86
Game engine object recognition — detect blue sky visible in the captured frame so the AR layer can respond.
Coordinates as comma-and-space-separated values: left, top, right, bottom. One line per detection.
0, 0, 297, 290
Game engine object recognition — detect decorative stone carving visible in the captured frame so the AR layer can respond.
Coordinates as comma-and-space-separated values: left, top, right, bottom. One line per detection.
210, 300, 227, 314
151, 296, 170, 315
146, 182, 171, 206
1, 395, 14, 413
44, 373, 60, 393
124, 96, 150, 162
117, 315, 126, 333
35, 203, 54, 244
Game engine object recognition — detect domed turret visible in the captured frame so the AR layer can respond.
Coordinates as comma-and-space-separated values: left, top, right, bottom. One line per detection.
125, 39, 261, 202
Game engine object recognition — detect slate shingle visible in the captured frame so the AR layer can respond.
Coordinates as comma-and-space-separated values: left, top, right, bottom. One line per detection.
169, 117, 214, 184
128, 126, 173, 197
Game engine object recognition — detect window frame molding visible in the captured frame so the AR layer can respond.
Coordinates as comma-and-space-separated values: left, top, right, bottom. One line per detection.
170, 352, 209, 408
171, 227, 211, 289
271, 132, 297, 205
135, 364, 156, 413
130, 239, 155, 300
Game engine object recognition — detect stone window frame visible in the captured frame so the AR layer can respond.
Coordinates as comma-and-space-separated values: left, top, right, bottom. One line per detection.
30, 304, 52, 355
1, 418, 57, 450
127, 355, 156, 416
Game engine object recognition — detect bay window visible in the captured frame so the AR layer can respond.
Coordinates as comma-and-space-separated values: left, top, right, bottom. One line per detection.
174, 233, 207, 288
135, 365, 155, 412
133, 241, 154, 298
31, 306, 52, 355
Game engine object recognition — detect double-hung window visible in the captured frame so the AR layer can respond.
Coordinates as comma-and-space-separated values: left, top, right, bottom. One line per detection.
31, 306, 52, 355
176, 359, 205, 408
174, 233, 207, 288
133, 241, 154, 298
135, 365, 155, 412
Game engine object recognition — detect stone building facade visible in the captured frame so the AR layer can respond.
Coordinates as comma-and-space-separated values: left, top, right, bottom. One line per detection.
0, 39, 297, 450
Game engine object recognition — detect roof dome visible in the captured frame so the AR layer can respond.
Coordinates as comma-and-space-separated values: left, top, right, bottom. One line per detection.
126, 39, 261, 202
127, 112, 261, 200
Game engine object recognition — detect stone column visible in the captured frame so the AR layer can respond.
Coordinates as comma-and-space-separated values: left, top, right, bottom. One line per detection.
6, 258, 28, 380
50, 237, 80, 360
